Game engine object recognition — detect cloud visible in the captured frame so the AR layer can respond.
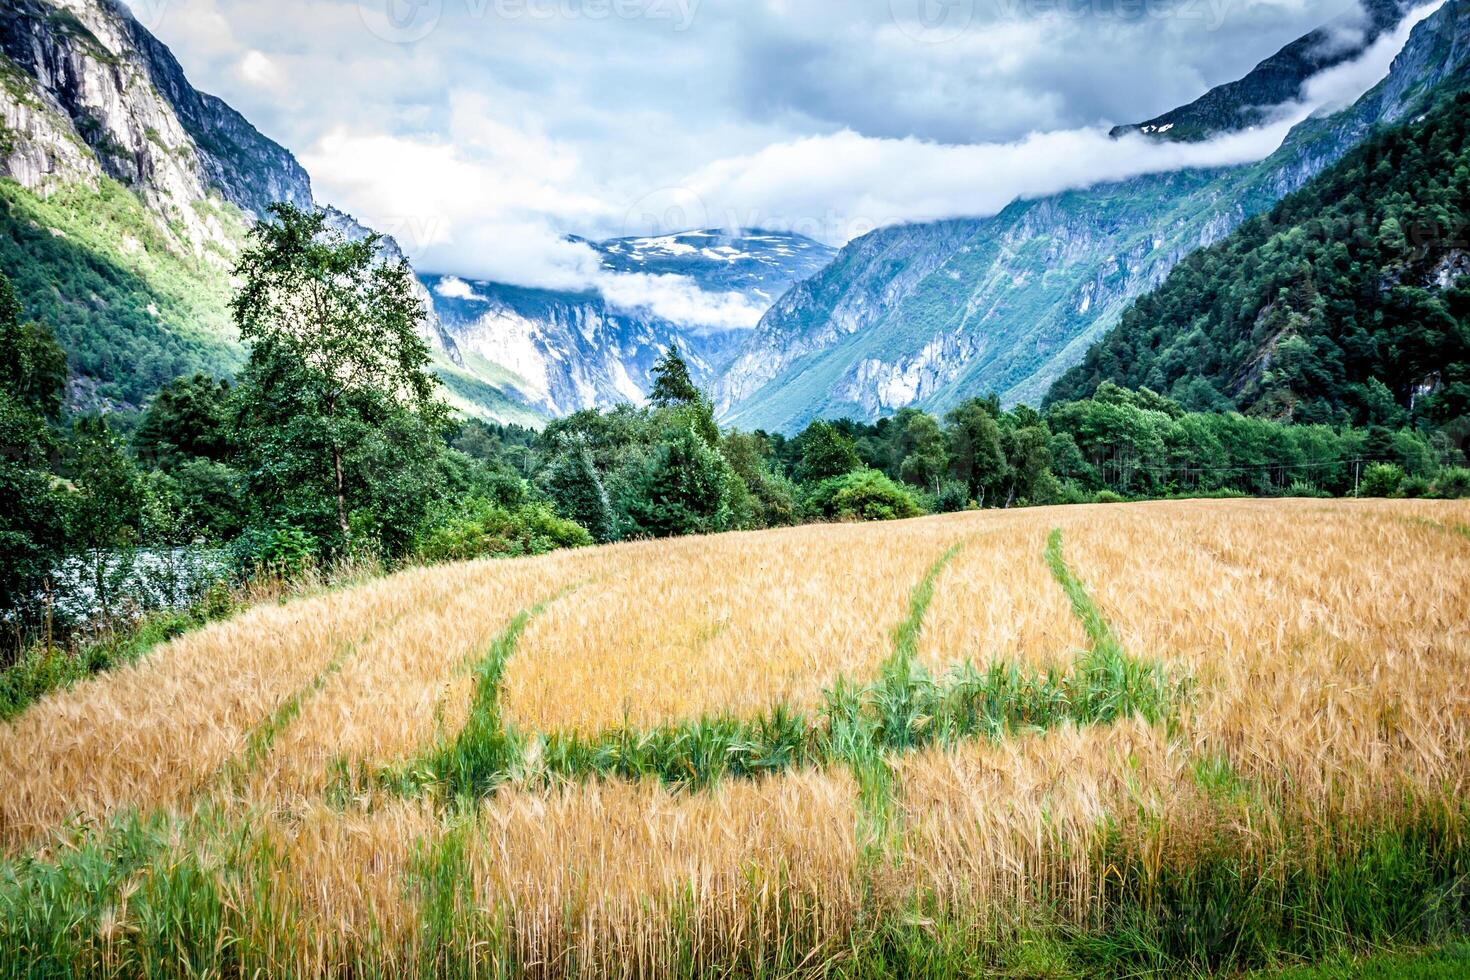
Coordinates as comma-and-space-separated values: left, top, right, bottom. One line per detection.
432, 276, 489, 301
236, 50, 285, 92
659, 1, 1444, 244
595, 272, 768, 330
1297, 0, 1443, 111
125, 0, 1428, 331
433, 247, 767, 331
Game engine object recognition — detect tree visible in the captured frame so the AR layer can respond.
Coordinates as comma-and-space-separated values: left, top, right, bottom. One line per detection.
231, 204, 449, 557
945, 399, 1006, 503
722, 430, 798, 528
160, 458, 247, 542
622, 426, 733, 538
66, 416, 146, 625
0, 274, 66, 419
649, 345, 701, 407
543, 439, 618, 543
133, 373, 245, 541
793, 421, 862, 483
897, 411, 948, 491
0, 269, 68, 653
1001, 422, 1054, 505
134, 374, 234, 468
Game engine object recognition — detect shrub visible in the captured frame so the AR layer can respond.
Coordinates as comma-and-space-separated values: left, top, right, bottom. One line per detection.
1093, 490, 1127, 504
233, 524, 319, 577
1398, 475, 1433, 499
1432, 467, 1470, 499
934, 480, 972, 514
416, 499, 591, 564
1056, 481, 1093, 505
1284, 480, 1332, 499
805, 469, 924, 522
743, 468, 800, 528
1358, 463, 1405, 498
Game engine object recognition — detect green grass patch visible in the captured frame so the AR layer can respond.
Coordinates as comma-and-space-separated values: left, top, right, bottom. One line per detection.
374, 585, 585, 802
214, 622, 394, 794
1254, 942, 1470, 978
0, 806, 275, 979
1069, 808, 1470, 976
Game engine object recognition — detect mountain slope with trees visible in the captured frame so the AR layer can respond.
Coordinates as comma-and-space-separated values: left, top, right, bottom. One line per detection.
1049, 90, 1470, 432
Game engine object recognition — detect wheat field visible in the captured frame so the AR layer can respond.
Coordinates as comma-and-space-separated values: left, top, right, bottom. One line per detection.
2, 498, 1469, 977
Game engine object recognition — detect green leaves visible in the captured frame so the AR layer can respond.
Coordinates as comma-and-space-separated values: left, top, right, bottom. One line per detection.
230, 204, 451, 561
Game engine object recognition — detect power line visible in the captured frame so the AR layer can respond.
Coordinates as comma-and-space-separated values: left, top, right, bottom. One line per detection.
1096, 453, 1456, 477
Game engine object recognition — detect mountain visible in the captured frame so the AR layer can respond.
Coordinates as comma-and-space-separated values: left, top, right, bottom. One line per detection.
0, 0, 474, 414
422, 229, 836, 418
1048, 90, 1470, 426
713, 0, 1465, 434
1111, 0, 1406, 141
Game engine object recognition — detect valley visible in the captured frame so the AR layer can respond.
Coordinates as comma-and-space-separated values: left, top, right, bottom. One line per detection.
4, 0, 1470, 975
6, 0, 1466, 429
422, 229, 835, 418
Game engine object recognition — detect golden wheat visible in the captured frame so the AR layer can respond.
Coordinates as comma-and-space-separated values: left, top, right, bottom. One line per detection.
499, 516, 968, 734
4, 498, 1469, 974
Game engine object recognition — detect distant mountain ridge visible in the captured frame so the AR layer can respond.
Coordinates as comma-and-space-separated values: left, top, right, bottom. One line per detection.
712, 0, 1467, 434
1111, 0, 1407, 141
422, 229, 836, 419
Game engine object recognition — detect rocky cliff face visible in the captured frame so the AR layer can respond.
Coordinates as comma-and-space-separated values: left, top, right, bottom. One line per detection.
715, 0, 1470, 433
712, 221, 972, 416
0, 0, 310, 257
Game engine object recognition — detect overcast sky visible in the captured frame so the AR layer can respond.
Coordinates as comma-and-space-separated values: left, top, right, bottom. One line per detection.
121, 0, 1424, 303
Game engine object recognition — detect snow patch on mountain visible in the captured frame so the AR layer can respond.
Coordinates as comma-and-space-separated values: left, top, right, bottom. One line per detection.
424, 229, 836, 418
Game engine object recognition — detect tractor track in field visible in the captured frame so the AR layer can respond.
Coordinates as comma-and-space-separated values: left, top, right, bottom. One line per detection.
394, 532, 1176, 816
